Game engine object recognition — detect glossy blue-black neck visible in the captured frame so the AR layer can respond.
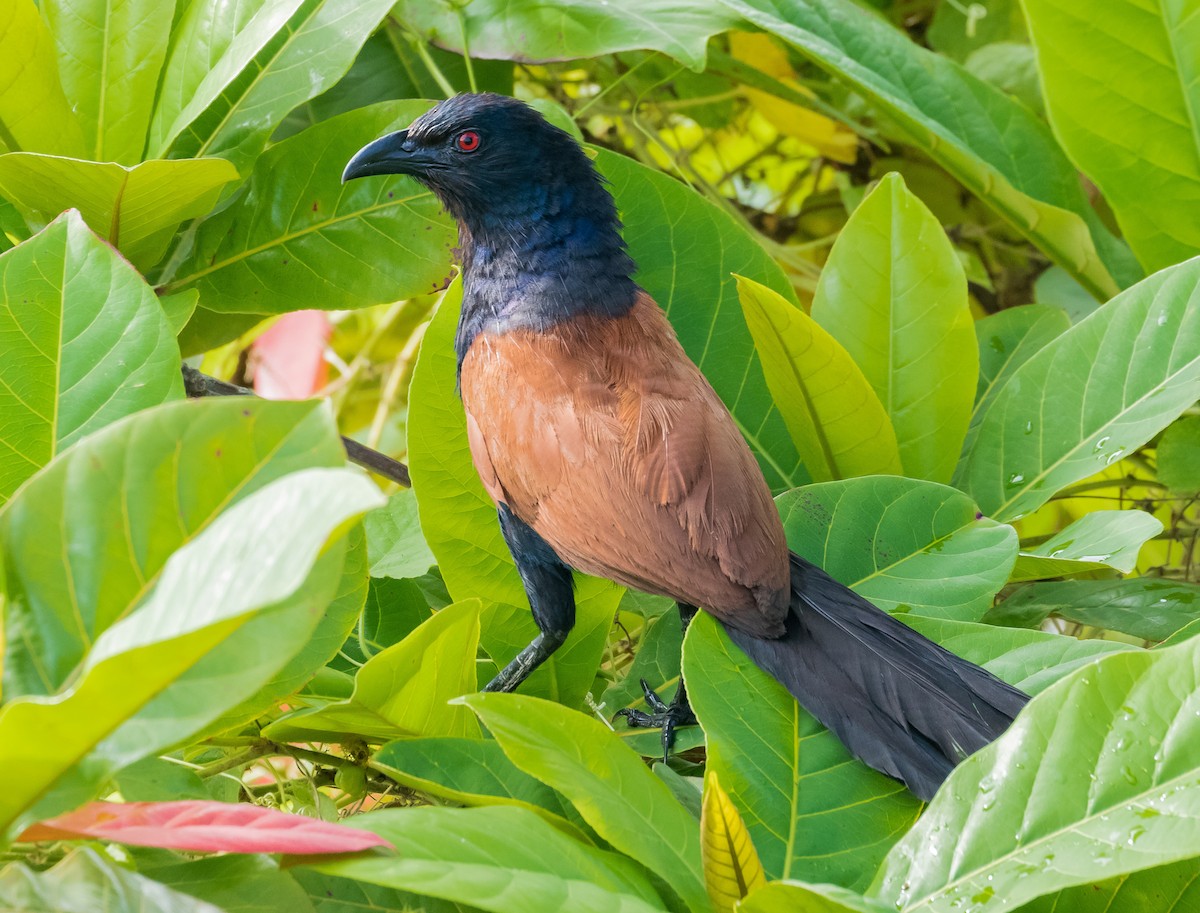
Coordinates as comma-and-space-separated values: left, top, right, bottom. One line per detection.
453, 165, 638, 367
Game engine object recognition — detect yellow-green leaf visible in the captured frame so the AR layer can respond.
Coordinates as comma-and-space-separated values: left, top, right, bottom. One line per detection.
702, 771, 765, 912
736, 275, 900, 482
0, 2, 85, 156
812, 173, 975, 483
0, 154, 237, 271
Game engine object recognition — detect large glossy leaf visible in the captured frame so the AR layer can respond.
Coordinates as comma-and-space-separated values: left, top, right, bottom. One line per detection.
958, 256, 1200, 520
463, 693, 708, 913
293, 869, 470, 913
1, 397, 345, 698
162, 102, 455, 313
870, 636, 1200, 912
148, 0, 305, 160
777, 478, 1017, 621
986, 579, 1200, 643
899, 615, 1135, 697
0, 211, 182, 506
736, 275, 901, 482
599, 149, 805, 492
0, 848, 224, 913
0, 2, 85, 156
0, 466, 382, 835
1011, 509, 1163, 582
407, 281, 622, 707
394, 0, 739, 71
1023, 0, 1200, 272
314, 806, 668, 913
372, 736, 579, 825
684, 613, 920, 892
0, 153, 238, 270
811, 173, 974, 483
262, 600, 481, 742
135, 856, 317, 913
41, 0, 173, 163
965, 304, 1071, 458
159, 0, 395, 175
719, 0, 1135, 298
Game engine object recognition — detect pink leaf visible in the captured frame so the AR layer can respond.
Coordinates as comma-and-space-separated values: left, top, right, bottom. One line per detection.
250, 310, 331, 399
19, 801, 390, 854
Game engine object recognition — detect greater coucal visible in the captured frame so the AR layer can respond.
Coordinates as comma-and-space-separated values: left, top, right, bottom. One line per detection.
343, 93, 1027, 800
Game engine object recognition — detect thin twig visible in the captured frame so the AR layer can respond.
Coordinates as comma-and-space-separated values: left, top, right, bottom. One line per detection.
181, 364, 411, 487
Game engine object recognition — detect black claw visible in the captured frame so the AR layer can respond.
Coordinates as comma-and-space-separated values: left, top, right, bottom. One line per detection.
613, 678, 697, 761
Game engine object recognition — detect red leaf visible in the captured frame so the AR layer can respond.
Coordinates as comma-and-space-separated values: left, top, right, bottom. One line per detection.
19, 801, 390, 854
250, 310, 331, 399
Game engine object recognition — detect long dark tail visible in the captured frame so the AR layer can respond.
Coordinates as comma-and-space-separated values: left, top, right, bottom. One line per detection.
723, 553, 1028, 801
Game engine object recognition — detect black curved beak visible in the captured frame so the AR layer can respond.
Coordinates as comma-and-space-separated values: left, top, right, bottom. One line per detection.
342, 130, 430, 182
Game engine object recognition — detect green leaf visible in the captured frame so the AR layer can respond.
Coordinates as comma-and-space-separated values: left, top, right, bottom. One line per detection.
158, 289, 199, 336
1159, 415, 1200, 493
683, 613, 919, 892
870, 636, 1200, 912
293, 869, 472, 913
739, 882, 892, 913
136, 855, 315, 913
263, 600, 481, 743
811, 173, 975, 482
363, 488, 436, 579
314, 806, 668, 913
373, 736, 575, 817
407, 281, 621, 708
163, 101, 456, 313
0, 466, 382, 835
1011, 510, 1163, 581
463, 692, 707, 913
1019, 857, 1200, 913
0, 211, 182, 507
958, 256, 1200, 520
0, 848, 225, 913
158, 0, 396, 175
202, 521, 371, 737
966, 304, 1071, 459
1022, 0, 1200, 273
1, 397, 345, 698
0, 153, 238, 270
0, 2, 85, 156
41, 0, 173, 163
986, 579, 1200, 643
599, 149, 806, 492
735, 275, 901, 482
777, 478, 1017, 621
329, 576, 432, 673
719, 0, 1135, 298
148, 0, 305, 160
899, 615, 1136, 696
394, 0, 740, 71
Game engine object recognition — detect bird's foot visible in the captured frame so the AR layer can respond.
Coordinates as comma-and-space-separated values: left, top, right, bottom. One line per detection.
613, 678, 697, 761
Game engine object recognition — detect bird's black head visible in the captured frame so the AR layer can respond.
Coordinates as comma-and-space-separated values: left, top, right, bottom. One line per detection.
344, 93, 602, 234
344, 94, 638, 362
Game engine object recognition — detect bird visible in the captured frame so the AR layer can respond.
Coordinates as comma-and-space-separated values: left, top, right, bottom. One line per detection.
343, 93, 1028, 801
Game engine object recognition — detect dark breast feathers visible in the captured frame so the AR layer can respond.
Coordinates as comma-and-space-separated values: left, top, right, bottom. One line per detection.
459, 291, 790, 638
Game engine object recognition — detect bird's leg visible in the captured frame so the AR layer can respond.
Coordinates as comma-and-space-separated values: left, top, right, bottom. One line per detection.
483, 504, 576, 694
614, 602, 699, 759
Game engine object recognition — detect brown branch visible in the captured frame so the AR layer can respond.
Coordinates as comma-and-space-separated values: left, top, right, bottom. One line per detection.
181, 364, 411, 488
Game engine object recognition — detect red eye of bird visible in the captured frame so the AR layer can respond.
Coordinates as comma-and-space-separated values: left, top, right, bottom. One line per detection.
455, 131, 481, 153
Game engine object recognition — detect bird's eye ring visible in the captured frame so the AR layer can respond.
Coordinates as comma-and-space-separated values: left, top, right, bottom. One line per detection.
455, 131, 481, 153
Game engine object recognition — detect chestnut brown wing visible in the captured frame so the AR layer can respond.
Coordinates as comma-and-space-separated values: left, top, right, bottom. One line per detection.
459, 293, 789, 637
